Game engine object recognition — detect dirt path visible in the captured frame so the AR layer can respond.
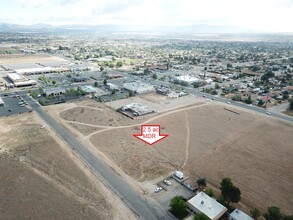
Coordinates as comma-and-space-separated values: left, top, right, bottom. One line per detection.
181, 112, 190, 169
66, 121, 112, 129
86, 102, 210, 139
78, 106, 105, 111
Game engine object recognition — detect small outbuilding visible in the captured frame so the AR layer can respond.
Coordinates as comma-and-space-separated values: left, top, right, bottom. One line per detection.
229, 209, 253, 220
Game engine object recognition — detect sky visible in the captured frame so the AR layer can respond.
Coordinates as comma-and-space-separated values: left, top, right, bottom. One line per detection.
0, 0, 293, 32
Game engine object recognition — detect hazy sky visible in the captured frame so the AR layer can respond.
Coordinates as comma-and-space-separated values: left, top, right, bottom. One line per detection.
1, 0, 293, 32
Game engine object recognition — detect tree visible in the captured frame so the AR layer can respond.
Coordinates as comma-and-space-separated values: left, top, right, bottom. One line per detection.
290, 98, 293, 110
220, 178, 241, 206
152, 74, 157, 80
100, 66, 104, 72
245, 95, 252, 104
197, 178, 207, 190
215, 83, 220, 89
205, 188, 215, 197
283, 93, 289, 100
258, 99, 265, 106
193, 82, 201, 88
103, 79, 107, 85
263, 206, 282, 220
283, 215, 293, 220
194, 213, 210, 220
52, 80, 56, 85
94, 81, 98, 87
250, 208, 261, 220
169, 196, 186, 217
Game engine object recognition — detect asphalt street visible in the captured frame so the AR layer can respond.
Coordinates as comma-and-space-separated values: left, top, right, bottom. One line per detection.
21, 94, 172, 220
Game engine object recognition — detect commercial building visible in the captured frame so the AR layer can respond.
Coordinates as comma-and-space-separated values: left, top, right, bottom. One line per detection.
106, 83, 120, 91
187, 192, 227, 220
81, 85, 96, 94
0, 97, 4, 107
43, 87, 66, 96
229, 209, 253, 220
7, 73, 37, 87
123, 81, 155, 94
173, 75, 200, 85
120, 103, 154, 117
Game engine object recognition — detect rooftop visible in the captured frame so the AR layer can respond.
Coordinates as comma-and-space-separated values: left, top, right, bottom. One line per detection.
230, 209, 254, 220
188, 192, 227, 220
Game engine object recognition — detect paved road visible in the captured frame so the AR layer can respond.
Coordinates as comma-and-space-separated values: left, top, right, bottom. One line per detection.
151, 80, 293, 123
21, 94, 172, 220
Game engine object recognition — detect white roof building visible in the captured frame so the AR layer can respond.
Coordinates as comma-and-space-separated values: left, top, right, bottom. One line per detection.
187, 192, 227, 220
7, 73, 37, 87
229, 209, 254, 220
175, 75, 200, 84
123, 81, 154, 94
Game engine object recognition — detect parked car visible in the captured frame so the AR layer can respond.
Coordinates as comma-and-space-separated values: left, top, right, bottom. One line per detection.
154, 187, 162, 193
163, 180, 171, 186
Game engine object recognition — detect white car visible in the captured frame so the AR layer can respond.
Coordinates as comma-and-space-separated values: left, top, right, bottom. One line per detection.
266, 111, 271, 115
163, 180, 171, 185
227, 101, 231, 104
154, 187, 162, 193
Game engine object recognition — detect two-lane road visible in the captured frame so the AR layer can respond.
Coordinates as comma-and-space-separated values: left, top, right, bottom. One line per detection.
22, 94, 172, 220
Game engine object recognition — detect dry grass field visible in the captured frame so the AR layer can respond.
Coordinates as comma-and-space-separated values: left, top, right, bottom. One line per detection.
55, 99, 293, 214
0, 113, 135, 220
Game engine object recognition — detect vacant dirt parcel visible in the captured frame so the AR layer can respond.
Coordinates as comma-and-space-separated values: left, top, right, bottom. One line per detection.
0, 113, 135, 220
56, 99, 293, 214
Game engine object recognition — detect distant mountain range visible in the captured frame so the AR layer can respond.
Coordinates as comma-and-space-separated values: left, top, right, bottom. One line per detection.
0, 22, 255, 34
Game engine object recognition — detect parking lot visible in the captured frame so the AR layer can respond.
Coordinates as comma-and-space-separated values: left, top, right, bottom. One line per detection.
0, 95, 31, 117
151, 177, 195, 210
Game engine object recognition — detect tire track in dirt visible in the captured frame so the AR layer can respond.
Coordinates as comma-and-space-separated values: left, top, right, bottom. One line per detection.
181, 112, 190, 169
85, 102, 210, 139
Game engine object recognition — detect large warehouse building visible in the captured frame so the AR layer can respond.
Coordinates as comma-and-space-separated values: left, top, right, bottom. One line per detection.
7, 73, 37, 87
123, 81, 155, 94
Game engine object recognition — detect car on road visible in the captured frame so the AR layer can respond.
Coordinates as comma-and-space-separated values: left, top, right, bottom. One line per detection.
3, 94, 8, 96
203, 95, 206, 97
8, 109, 12, 112
266, 112, 271, 115
227, 101, 231, 104
163, 180, 171, 185
211, 98, 215, 100
154, 187, 163, 193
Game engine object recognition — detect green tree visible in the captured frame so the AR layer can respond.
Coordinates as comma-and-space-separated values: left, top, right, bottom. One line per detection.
263, 206, 282, 220
220, 178, 241, 206
283, 215, 293, 220
152, 74, 157, 80
103, 79, 107, 85
245, 95, 252, 104
193, 213, 210, 220
290, 98, 293, 110
205, 188, 215, 197
283, 93, 289, 100
169, 196, 186, 218
215, 83, 220, 89
52, 80, 56, 85
258, 99, 265, 106
250, 208, 261, 220
94, 81, 98, 87
197, 178, 207, 190
193, 82, 201, 88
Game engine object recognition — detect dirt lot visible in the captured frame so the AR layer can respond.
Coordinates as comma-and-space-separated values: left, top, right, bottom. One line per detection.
0, 113, 135, 220
0, 54, 66, 64
55, 99, 293, 214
